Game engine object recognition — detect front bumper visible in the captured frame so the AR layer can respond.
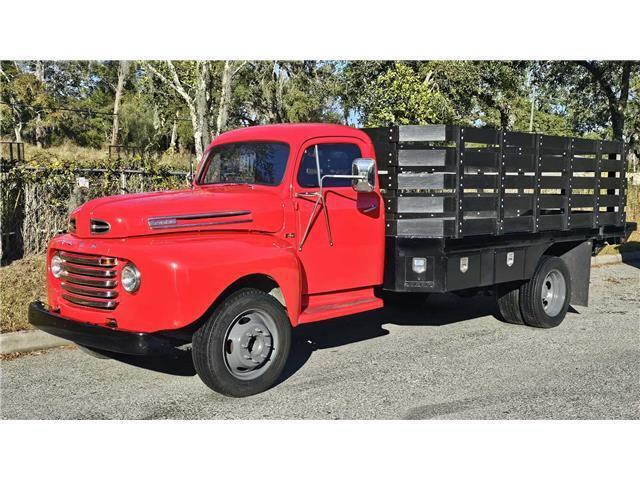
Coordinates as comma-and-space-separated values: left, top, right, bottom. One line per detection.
28, 301, 180, 356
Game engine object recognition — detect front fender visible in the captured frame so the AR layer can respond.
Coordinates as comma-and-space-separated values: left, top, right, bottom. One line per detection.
48, 232, 301, 332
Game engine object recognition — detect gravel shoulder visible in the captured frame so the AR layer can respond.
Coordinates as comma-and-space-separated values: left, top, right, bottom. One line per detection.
1, 260, 638, 420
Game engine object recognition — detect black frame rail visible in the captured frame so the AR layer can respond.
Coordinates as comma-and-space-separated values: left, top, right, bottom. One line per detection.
363, 125, 627, 239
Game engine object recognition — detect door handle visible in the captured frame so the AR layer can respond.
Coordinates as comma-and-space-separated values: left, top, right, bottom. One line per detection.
361, 203, 377, 213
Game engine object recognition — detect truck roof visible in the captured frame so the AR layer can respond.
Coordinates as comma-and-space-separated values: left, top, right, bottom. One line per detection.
212, 123, 369, 146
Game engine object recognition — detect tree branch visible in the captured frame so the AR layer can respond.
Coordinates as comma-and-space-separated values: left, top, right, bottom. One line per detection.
619, 61, 632, 112
577, 60, 618, 107
145, 61, 194, 108
232, 61, 247, 77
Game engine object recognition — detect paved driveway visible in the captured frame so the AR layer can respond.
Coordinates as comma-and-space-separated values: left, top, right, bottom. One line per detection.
2, 260, 639, 419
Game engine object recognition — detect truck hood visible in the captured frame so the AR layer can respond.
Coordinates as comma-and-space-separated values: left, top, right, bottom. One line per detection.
70, 185, 284, 238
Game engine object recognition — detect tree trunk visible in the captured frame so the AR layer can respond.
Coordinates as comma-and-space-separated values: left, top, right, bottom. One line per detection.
145, 61, 212, 159
194, 61, 211, 156
610, 109, 625, 142
111, 61, 130, 146
14, 123, 23, 143
34, 61, 45, 148
169, 112, 179, 153
577, 61, 631, 142
189, 106, 204, 159
274, 62, 286, 122
215, 60, 233, 136
499, 105, 515, 130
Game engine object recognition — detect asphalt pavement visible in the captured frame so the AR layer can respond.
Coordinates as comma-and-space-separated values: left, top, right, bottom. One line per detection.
2, 260, 638, 419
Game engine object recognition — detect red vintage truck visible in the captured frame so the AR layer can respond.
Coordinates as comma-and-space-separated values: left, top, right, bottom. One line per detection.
30, 123, 635, 396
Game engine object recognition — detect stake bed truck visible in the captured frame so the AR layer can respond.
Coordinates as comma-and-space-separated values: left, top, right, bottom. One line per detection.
29, 123, 636, 396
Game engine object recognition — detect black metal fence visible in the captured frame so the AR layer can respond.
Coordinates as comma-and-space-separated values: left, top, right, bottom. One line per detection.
1, 165, 190, 263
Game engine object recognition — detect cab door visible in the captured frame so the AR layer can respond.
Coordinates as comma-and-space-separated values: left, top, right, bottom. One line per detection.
293, 137, 384, 295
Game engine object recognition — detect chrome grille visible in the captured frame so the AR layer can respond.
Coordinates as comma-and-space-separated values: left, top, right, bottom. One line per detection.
58, 251, 119, 310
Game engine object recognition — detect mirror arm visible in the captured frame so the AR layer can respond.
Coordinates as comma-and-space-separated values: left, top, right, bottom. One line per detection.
320, 173, 365, 186
298, 152, 372, 252
314, 146, 334, 247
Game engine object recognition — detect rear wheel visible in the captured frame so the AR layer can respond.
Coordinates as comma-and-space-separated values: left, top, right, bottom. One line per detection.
192, 288, 291, 397
496, 282, 525, 325
519, 255, 571, 328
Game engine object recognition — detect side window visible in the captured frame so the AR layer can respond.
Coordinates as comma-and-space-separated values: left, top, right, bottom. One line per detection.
297, 143, 362, 188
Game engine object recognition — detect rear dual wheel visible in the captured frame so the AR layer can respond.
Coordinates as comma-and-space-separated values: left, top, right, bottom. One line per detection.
496, 255, 571, 329
192, 288, 291, 397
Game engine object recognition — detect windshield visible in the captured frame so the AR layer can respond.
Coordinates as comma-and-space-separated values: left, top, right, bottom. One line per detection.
199, 142, 290, 186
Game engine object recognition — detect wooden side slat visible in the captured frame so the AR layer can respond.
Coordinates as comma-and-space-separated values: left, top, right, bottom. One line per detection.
572, 177, 596, 189
570, 195, 595, 208
397, 148, 453, 167
539, 195, 565, 209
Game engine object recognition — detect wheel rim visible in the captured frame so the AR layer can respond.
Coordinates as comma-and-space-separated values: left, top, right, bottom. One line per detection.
222, 308, 279, 380
540, 269, 567, 317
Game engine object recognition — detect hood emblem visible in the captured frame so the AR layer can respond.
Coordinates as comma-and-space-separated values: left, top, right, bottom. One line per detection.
149, 218, 177, 228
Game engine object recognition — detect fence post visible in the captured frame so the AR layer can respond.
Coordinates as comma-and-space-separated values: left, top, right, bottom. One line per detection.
120, 171, 127, 194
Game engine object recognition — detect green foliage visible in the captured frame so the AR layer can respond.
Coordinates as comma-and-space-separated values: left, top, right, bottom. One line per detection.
357, 63, 439, 126
2, 60, 638, 155
231, 61, 342, 126
534, 61, 639, 139
341, 60, 533, 129
119, 94, 158, 150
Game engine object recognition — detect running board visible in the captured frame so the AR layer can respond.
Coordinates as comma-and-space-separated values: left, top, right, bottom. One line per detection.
297, 288, 383, 324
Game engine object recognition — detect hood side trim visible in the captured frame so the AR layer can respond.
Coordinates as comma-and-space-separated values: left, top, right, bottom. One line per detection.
148, 210, 253, 230
148, 218, 253, 230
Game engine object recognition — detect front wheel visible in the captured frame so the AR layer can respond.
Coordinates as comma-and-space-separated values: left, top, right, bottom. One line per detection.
519, 255, 572, 328
192, 288, 291, 397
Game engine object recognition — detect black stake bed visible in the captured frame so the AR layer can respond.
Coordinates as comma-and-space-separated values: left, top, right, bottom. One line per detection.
363, 125, 628, 238
361, 125, 635, 294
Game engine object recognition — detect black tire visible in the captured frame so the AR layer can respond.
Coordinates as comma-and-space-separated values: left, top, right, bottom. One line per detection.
380, 291, 429, 309
520, 255, 572, 329
496, 282, 525, 325
192, 288, 291, 397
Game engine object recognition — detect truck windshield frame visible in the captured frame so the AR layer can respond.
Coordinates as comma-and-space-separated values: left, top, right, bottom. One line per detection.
197, 141, 290, 187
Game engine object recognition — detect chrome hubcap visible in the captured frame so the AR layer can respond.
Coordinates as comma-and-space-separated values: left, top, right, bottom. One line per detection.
541, 269, 566, 317
223, 309, 278, 380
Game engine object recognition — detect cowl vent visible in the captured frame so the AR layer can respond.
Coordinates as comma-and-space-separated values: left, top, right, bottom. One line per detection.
90, 219, 111, 234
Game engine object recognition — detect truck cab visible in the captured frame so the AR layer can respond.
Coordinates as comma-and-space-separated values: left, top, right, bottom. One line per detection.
30, 124, 387, 396
29, 122, 635, 397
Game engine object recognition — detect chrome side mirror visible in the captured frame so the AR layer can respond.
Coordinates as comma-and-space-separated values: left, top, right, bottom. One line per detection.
351, 158, 376, 192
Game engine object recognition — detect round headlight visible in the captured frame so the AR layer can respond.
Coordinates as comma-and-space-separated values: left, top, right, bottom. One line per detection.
51, 253, 63, 278
121, 263, 141, 293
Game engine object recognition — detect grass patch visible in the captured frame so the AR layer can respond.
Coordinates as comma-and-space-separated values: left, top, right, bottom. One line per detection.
597, 184, 640, 256
598, 230, 640, 255
0, 255, 46, 333
23, 143, 195, 170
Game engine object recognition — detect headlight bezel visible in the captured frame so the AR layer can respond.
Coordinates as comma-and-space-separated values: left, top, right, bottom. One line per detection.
51, 253, 64, 278
121, 263, 141, 293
